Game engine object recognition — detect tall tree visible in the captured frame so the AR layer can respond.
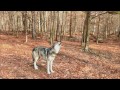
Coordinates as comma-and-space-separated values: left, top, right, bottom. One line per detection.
118, 14, 120, 38
96, 16, 101, 44
32, 11, 36, 39
50, 11, 55, 45
55, 11, 60, 41
22, 11, 28, 42
69, 11, 72, 38
16, 15, 20, 37
8, 11, 14, 34
81, 11, 91, 52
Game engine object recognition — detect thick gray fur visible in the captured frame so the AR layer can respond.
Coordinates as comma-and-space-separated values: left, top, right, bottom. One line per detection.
32, 42, 61, 74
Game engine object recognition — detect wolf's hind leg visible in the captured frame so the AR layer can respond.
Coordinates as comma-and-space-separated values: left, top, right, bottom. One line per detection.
33, 58, 39, 70
33, 52, 39, 70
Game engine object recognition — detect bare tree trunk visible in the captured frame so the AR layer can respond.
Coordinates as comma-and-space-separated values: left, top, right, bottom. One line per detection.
69, 11, 72, 38
25, 12, 28, 42
81, 12, 87, 48
55, 11, 59, 41
104, 13, 109, 39
40, 11, 43, 33
22, 11, 28, 42
118, 15, 120, 38
93, 16, 97, 35
50, 11, 55, 45
63, 11, 68, 39
106, 14, 110, 38
8, 11, 14, 34
58, 11, 64, 41
44, 11, 47, 32
81, 11, 91, 52
32, 11, 36, 39
73, 11, 77, 34
16, 15, 19, 37
38, 12, 41, 33
118, 30, 120, 37
96, 16, 100, 44
42, 11, 45, 32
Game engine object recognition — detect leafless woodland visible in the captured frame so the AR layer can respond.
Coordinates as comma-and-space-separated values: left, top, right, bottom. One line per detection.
0, 11, 120, 79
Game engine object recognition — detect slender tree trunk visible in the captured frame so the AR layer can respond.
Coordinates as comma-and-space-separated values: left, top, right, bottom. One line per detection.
55, 11, 60, 41
25, 13, 28, 42
118, 30, 120, 37
32, 11, 36, 39
16, 16, 19, 37
38, 12, 41, 33
81, 12, 87, 48
116, 15, 120, 36
93, 18, 97, 35
96, 16, 100, 44
44, 12, 47, 32
50, 11, 55, 45
81, 11, 90, 52
22, 11, 28, 42
73, 11, 77, 34
104, 14, 109, 39
84, 12, 90, 51
69, 11, 72, 38
59, 11, 64, 41
8, 11, 14, 35
118, 15, 120, 38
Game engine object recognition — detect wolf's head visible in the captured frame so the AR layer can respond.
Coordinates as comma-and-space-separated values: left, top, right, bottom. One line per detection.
53, 42, 61, 54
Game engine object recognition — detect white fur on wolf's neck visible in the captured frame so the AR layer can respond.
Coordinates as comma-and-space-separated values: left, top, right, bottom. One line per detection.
53, 42, 61, 54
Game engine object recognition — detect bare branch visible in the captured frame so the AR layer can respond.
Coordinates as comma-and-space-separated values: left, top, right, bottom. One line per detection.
90, 11, 108, 20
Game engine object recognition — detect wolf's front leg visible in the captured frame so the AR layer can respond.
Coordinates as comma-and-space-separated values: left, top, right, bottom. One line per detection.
50, 60, 54, 73
47, 61, 51, 74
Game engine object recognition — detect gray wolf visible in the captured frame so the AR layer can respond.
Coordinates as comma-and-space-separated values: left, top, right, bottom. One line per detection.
32, 42, 61, 74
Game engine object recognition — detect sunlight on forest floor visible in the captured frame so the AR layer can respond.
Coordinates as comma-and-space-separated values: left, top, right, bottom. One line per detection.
0, 34, 120, 79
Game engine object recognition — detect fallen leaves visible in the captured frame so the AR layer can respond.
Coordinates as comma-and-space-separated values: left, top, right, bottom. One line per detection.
0, 34, 120, 79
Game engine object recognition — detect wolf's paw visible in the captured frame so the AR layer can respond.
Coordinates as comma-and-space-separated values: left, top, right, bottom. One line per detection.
47, 71, 51, 74
34, 66, 38, 70
51, 70, 54, 73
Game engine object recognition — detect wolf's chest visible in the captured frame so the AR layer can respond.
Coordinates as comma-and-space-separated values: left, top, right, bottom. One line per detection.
48, 54, 56, 61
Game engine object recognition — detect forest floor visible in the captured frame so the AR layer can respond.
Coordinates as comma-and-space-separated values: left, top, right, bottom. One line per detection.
0, 34, 120, 79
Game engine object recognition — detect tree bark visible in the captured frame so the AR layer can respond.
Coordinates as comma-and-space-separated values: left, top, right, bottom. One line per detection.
96, 16, 100, 44
22, 11, 28, 42
32, 11, 36, 39
69, 11, 72, 38
81, 11, 90, 52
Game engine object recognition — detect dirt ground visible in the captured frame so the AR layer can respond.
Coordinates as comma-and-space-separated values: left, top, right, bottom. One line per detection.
0, 34, 120, 79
